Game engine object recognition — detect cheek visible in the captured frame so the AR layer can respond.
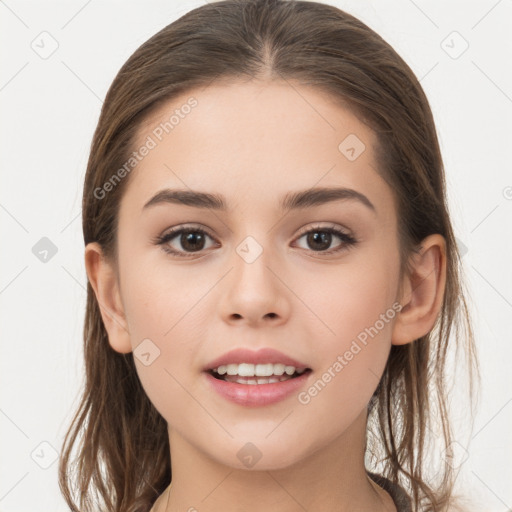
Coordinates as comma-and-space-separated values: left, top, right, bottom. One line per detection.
299, 254, 397, 346
117, 253, 207, 416
119, 245, 201, 346
294, 256, 397, 413
125, 294, 206, 428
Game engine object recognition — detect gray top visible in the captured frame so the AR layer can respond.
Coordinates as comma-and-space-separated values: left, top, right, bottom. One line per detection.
368, 472, 413, 512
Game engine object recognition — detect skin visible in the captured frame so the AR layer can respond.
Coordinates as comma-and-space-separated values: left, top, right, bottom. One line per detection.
85, 79, 446, 512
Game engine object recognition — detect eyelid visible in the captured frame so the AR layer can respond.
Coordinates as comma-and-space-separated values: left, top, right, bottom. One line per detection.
160, 223, 215, 239
295, 222, 352, 238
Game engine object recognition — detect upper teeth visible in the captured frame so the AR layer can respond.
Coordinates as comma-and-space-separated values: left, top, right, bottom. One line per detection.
212, 363, 306, 377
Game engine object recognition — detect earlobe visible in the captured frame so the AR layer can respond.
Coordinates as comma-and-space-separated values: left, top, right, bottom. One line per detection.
84, 242, 133, 354
391, 234, 447, 346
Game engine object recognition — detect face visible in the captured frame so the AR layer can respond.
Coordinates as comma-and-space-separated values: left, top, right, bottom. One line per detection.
113, 80, 402, 470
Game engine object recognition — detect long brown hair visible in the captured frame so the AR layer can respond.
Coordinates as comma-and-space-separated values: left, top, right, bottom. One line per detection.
58, 0, 479, 510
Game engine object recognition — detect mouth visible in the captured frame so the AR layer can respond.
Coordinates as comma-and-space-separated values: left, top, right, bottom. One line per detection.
204, 361, 313, 406
206, 363, 313, 385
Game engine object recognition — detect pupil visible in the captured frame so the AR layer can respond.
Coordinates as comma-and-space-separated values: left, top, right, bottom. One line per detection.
308, 231, 331, 251
182, 231, 205, 251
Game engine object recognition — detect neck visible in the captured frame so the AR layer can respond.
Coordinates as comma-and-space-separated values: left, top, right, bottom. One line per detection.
154, 409, 396, 512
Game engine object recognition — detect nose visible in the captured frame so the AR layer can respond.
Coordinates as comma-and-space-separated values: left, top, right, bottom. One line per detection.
217, 238, 291, 328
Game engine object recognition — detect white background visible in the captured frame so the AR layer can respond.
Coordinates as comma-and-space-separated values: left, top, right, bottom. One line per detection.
1, 0, 511, 510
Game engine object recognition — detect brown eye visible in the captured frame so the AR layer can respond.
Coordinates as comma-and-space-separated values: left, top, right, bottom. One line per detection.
154, 226, 217, 257
294, 225, 358, 255
305, 231, 333, 251
179, 230, 207, 252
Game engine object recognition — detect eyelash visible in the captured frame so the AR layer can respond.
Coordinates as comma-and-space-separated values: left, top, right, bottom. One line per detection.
152, 223, 358, 258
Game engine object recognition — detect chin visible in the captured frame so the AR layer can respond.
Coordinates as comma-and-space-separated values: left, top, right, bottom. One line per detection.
208, 438, 312, 472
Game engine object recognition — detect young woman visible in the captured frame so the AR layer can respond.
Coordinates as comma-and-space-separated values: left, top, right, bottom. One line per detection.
58, 1, 478, 510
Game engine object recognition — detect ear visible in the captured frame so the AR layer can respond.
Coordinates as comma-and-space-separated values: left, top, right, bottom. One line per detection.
392, 234, 447, 346
84, 242, 132, 354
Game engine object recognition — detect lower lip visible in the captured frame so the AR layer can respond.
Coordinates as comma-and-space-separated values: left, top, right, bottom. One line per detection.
204, 370, 312, 407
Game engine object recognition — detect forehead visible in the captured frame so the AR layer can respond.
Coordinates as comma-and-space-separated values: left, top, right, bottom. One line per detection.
121, 79, 395, 219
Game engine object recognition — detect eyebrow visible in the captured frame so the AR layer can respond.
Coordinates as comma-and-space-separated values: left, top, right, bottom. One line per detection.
142, 186, 376, 214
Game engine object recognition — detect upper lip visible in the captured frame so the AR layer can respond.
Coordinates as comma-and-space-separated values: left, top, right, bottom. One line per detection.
204, 348, 310, 371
